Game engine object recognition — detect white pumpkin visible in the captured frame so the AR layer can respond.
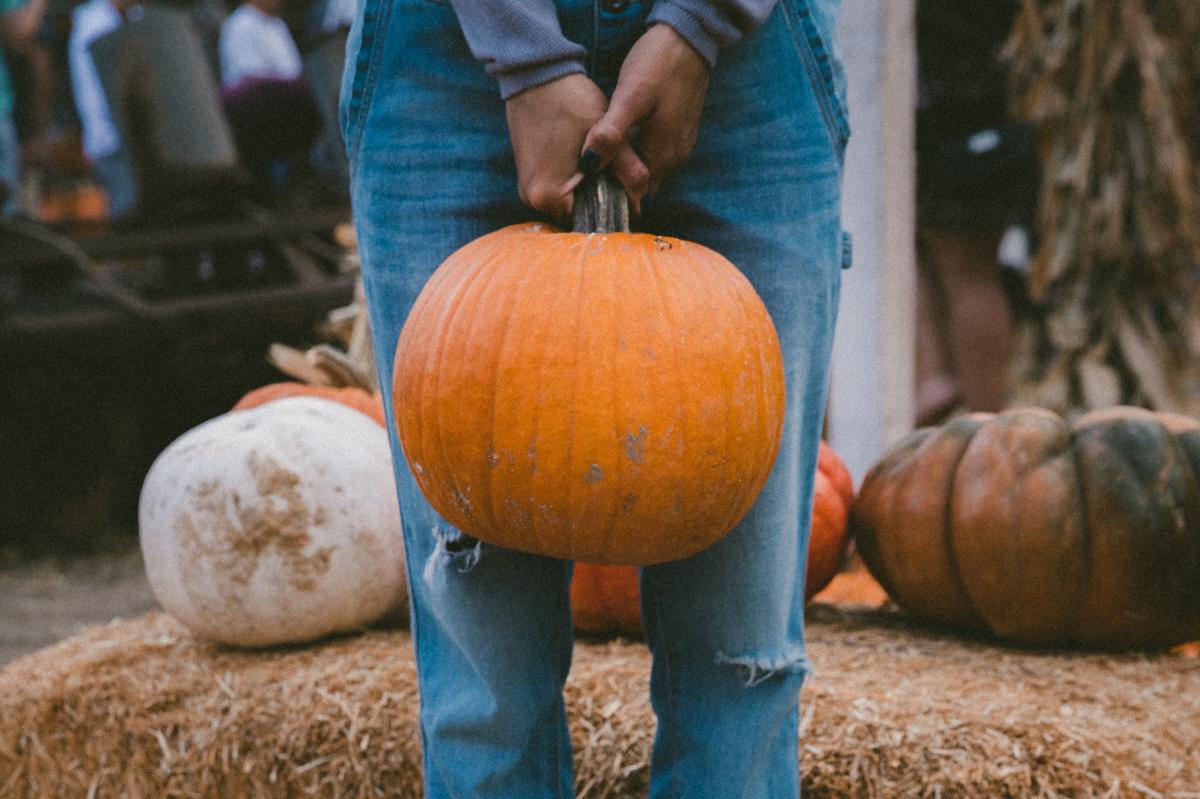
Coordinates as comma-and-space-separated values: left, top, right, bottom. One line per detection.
139, 397, 406, 646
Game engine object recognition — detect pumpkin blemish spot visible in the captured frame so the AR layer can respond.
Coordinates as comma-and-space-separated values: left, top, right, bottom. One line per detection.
623, 427, 649, 465
585, 464, 605, 484
177, 453, 335, 598
450, 488, 474, 516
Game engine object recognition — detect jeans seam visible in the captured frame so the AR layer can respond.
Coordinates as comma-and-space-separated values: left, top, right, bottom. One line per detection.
554, 695, 566, 799
588, 0, 599, 77
554, 559, 571, 799
345, 0, 394, 169
645, 574, 682, 799
780, 0, 849, 165
396, 519, 439, 796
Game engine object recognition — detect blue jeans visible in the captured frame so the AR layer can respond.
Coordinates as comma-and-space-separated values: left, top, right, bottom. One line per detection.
92, 150, 138, 219
0, 113, 19, 216
343, 1, 848, 796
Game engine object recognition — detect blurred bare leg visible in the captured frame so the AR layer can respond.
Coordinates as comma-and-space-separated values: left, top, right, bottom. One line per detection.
915, 232, 961, 426
918, 225, 1013, 413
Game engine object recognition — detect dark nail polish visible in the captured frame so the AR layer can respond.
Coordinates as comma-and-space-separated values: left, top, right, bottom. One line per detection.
577, 149, 600, 176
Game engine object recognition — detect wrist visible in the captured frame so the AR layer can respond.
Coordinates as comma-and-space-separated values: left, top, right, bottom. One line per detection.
645, 5, 718, 68
498, 60, 588, 101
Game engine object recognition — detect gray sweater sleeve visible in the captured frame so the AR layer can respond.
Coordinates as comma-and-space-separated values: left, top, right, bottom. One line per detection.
448, 0, 587, 100
646, 0, 780, 67
449, 0, 779, 99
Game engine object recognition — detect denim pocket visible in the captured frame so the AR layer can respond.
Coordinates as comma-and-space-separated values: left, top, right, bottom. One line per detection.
780, 0, 850, 164
339, 0, 394, 166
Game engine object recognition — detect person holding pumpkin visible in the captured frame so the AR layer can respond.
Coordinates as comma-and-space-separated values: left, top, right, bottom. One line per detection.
342, 0, 848, 795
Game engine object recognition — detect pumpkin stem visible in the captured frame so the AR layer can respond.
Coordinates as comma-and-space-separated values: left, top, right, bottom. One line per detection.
572, 172, 630, 234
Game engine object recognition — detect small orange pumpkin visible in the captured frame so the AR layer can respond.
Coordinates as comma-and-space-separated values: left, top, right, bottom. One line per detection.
233, 382, 387, 428
571, 441, 855, 635
806, 441, 855, 600
392, 177, 786, 565
571, 561, 643, 635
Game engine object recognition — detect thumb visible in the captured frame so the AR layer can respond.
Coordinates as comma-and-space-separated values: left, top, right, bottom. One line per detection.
582, 89, 648, 168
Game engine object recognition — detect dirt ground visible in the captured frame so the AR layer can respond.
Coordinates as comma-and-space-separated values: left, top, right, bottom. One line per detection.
0, 548, 159, 667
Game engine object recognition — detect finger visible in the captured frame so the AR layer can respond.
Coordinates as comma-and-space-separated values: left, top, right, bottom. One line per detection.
636, 112, 689, 202
576, 148, 601, 178
583, 86, 651, 165
647, 175, 663, 202
639, 150, 665, 204
558, 170, 586, 199
609, 143, 650, 215
523, 178, 571, 220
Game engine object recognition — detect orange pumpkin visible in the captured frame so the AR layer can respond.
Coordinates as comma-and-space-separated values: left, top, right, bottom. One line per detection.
571, 561, 643, 635
572, 441, 855, 634
392, 177, 786, 565
233, 382, 387, 428
806, 441, 855, 599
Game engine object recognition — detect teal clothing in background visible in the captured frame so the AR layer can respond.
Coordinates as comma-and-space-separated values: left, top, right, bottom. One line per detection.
0, 0, 27, 213
0, 0, 26, 116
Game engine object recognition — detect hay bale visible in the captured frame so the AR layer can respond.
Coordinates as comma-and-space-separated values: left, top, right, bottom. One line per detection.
2, 608, 1198, 797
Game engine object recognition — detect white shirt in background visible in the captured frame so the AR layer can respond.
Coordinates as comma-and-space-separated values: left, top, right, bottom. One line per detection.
218, 4, 303, 89
69, 0, 131, 161
319, 0, 355, 34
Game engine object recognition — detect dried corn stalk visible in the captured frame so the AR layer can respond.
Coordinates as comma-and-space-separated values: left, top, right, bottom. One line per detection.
1006, 0, 1200, 416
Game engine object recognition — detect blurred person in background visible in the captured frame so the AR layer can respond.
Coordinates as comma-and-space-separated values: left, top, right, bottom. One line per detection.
300, 0, 352, 196
218, 0, 301, 89
914, 0, 1037, 425
69, 0, 139, 216
218, 0, 320, 202
0, 0, 46, 213
180, 0, 225, 74
311, 0, 351, 36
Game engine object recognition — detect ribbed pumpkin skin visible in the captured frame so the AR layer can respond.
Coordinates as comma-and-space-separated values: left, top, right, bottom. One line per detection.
571, 562, 643, 635
852, 406, 1200, 649
571, 441, 854, 635
234, 383, 386, 428
805, 441, 856, 600
393, 224, 786, 565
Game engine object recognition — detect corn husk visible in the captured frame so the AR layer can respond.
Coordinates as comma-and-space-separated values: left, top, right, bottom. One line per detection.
268, 226, 378, 393
1007, 0, 1200, 416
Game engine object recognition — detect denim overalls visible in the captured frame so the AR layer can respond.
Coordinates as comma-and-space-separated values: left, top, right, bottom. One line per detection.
342, 1, 848, 794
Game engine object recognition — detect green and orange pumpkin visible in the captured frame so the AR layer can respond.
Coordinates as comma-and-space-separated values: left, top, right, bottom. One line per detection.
852, 406, 1200, 649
